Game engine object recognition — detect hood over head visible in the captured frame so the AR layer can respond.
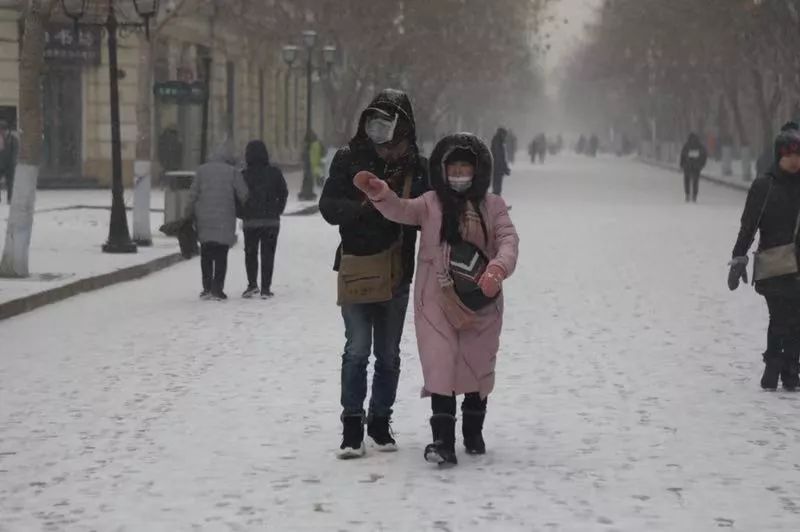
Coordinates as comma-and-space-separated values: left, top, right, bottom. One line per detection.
687, 132, 701, 145
430, 133, 492, 200
351, 89, 417, 150
245, 140, 270, 167
209, 140, 237, 165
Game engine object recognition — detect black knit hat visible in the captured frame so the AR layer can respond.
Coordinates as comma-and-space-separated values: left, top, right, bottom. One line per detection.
775, 124, 800, 161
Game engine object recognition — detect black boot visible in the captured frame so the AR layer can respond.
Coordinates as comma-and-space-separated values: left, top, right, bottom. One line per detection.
781, 345, 800, 392
367, 415, 397, 452
462, 410, 486, 455
424, 414, 457, 466
761, 351, 783, 391
337, 414, 365, 459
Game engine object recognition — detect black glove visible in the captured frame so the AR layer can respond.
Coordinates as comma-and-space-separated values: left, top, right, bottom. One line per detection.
728, 256, 749, 291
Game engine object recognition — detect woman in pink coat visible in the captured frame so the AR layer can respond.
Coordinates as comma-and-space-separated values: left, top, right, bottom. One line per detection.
354, 133, 519, 466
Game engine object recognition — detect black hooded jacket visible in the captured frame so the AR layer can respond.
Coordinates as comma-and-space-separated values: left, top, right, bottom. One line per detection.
680, 134, 708, 174
490, 129, 510, 179
732, 166, 800, 295
319, 89, 429, 285
241, 140, 288, 224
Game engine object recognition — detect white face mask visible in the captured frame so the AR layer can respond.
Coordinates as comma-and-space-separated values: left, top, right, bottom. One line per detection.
448, 175, 472, 192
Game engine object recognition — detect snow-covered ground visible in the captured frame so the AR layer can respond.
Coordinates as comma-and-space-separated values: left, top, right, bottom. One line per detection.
2, 156, 798, 531
0, 207, 179, 306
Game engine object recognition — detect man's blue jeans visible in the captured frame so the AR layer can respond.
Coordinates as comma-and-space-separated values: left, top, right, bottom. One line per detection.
340, 284, 410, 419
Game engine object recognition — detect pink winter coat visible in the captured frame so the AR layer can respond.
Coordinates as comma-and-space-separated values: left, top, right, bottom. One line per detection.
371, 190, 519, 398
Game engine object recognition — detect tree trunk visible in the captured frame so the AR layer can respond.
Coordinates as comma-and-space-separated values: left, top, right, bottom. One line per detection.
0, 0, 50, 277
133, 35, 154, 246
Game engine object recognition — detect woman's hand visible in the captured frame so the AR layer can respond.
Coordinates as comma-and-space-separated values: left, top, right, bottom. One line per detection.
728, 256, 749, 291
353, 171, 389, 200
478, 264, 506, 298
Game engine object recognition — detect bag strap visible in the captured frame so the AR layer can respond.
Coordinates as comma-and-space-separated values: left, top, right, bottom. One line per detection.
793, 207, 800, 241
748, 177, 774, 251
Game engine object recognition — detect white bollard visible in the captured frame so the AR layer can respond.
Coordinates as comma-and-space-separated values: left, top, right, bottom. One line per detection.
133, 160, 152, 246
722, 146, 734, 176
741, 146, 752, 182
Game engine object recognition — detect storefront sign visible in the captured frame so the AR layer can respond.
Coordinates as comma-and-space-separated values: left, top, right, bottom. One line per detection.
153, 81, 207, 104
44, 25, 101, 65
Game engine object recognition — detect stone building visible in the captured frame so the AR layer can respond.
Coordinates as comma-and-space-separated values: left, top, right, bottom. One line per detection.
0, 0, 307, 187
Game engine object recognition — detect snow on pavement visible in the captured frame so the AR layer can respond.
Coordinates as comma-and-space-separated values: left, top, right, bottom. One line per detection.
1, 156, 799, 531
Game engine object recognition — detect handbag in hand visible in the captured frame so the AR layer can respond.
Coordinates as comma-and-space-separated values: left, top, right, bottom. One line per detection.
449, 240, 499, 311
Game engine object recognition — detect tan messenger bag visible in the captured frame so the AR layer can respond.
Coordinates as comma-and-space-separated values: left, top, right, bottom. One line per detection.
337, 175, 412, 306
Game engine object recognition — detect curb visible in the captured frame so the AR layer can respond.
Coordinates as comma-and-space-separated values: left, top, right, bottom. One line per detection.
0, 252, 185, 321
637, 158, 750, 192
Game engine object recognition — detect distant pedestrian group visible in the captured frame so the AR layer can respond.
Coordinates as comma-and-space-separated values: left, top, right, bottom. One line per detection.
184, 139, 288, 301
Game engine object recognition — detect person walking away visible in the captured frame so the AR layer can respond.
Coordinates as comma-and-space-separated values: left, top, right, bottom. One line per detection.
490, 127, 510, 195
588, 134, 599, 157
536, 133, 547, 164
240, 140, 288, 299
319, 89, 429, 458
680, 133, 708, 202
185, 142, 248, 301
528, 138, 538, 164
507, 130, 517, 163
309, 130, 327, 187
354, 133, 519, 466
728, 125, 800, 391
0, 120, 19, 204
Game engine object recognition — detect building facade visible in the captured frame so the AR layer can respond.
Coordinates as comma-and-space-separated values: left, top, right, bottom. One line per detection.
0, 2, 306, 187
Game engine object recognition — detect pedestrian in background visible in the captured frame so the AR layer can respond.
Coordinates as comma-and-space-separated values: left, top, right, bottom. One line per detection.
240, 140, 288, 299
490, 127, 510, 195
0, 120, 19, 204
185, 142, 248, 301
680, 132, 708, 203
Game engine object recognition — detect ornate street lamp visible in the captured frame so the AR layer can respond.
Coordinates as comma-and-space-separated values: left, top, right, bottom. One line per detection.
322, 45, 337, 69
61, 0, 160, 253
132, 0, 159, 39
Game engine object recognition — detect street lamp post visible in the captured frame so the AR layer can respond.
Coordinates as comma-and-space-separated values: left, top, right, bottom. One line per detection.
62, 0, 159, 254
289, 30, 336, 202
281, 45, 298, 151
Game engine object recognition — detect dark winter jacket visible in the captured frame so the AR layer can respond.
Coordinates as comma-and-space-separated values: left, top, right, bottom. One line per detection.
490, 129, 510, 179
732, 167, 800, 296
0, 130, 18, 177
241, 140, 288, 228
680, 134, 708, 174
319, 89, 429, 286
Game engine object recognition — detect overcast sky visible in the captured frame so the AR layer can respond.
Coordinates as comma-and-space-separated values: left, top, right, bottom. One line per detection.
543, 0, 603, 70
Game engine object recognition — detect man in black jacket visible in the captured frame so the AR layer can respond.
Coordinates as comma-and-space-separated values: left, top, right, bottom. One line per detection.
0, 120, 18, 204
320, 89, 428, 458
240, 140, 288, 299
490, 127, 510, 195
680, 133, 708, 203
729, 125, 800, 391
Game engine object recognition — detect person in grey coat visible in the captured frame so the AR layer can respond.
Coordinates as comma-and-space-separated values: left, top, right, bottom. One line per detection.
185, 143, 249, 300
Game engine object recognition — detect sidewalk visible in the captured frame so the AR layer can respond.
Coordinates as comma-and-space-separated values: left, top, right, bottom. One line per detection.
0, 170, 316, 318
638, 157, 752, 192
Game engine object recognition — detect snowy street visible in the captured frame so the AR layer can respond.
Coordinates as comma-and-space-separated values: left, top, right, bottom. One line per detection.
2, 156, 799, 531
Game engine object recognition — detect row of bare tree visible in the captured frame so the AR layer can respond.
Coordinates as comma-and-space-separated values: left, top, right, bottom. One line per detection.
561, 0, 800, 155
